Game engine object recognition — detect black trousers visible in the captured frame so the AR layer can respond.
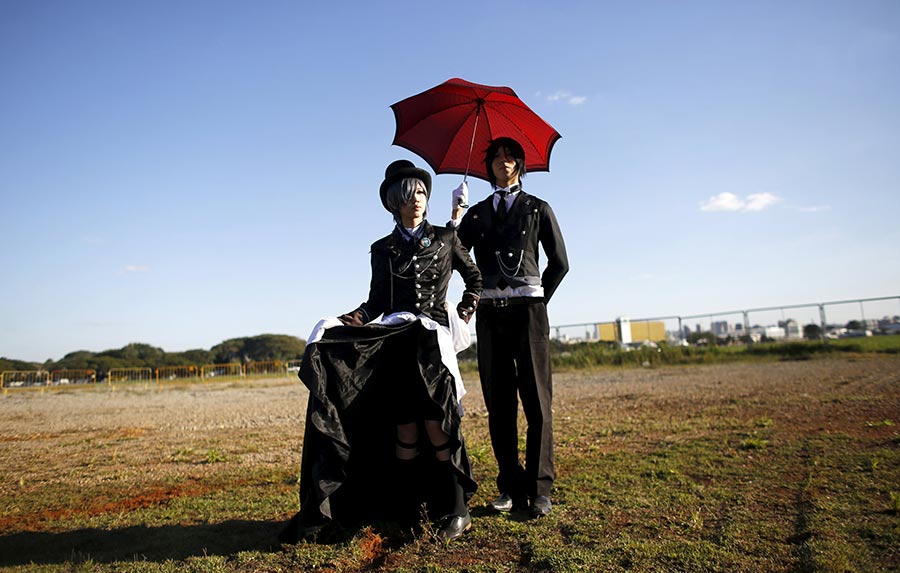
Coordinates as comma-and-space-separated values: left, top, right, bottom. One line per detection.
476, 300, 554, 499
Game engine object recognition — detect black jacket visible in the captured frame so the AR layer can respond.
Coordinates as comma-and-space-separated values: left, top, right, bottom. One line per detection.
356, 221, 482, 327
456, 191, 568, 303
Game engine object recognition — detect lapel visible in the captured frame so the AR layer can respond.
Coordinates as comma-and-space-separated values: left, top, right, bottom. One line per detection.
382, 226, 405, 258
506, 190, 523, 219
472, 196, 494, 221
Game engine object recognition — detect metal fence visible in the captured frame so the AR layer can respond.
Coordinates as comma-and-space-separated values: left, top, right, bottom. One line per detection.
2, 361, 300, 390
551, 295, 900, 343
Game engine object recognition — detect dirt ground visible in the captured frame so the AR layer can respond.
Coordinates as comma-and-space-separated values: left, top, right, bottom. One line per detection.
2, 356, 898, 536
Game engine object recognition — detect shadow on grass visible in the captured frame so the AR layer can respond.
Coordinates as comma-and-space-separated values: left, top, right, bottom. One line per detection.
0, 519, 289, 566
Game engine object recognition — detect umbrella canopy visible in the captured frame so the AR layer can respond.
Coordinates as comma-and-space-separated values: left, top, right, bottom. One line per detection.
390, 78, 561, 182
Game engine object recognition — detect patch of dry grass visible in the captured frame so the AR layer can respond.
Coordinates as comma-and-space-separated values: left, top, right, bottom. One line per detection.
1, 358, 899, 572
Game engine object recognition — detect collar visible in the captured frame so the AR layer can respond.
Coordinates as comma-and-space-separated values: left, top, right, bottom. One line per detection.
392, 220, 435, 247
493, 183, 521, 196
401, 221, 425, 240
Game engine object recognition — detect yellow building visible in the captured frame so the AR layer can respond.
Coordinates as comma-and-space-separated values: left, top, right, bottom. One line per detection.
597, 319, 666, 343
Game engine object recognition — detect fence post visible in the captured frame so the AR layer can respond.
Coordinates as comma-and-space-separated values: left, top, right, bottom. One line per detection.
818, 304, 827, 340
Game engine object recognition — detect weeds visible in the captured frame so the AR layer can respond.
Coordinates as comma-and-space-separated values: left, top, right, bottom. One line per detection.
739, 436, 769, 450
2, 357, 899, 572
204, 449, 226, 464
890, 491, 900, 515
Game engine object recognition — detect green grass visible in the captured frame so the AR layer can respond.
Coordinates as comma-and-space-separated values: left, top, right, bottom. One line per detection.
2, 357, 899, 572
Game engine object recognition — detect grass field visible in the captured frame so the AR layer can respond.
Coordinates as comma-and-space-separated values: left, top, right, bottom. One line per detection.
1, 354, 898, 572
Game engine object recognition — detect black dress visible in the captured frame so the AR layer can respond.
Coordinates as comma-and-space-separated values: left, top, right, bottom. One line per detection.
287, 221, 482, 535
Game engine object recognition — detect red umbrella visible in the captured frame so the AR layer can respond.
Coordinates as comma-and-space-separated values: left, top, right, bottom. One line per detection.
390, 78, 561, 182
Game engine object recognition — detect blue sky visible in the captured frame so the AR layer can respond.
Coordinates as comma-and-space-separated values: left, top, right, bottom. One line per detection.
2, 0, 899, 361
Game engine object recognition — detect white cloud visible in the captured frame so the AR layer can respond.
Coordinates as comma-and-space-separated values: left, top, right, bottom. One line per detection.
542, 90, 587, 106
798, 205, 832, 213
700, 192, 782, 212
700, 192, 745, 212
744, 192, 782, 211
123, 265, 149, 273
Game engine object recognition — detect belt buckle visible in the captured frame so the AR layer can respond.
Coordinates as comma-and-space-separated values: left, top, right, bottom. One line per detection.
495, 297, 509, 308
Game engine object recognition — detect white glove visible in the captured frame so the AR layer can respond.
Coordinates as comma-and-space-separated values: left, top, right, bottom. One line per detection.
452, 181, 469, 209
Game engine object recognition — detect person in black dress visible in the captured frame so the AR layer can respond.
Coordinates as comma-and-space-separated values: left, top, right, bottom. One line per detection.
281, 159, 482, 544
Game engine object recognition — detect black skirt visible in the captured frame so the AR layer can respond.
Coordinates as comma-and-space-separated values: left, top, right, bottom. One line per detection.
294, 319, 476, 527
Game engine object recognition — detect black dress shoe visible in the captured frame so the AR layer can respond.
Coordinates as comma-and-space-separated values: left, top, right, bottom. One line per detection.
278, 512, 326, 544
436, 511, 472, 543
490, 493, 514, 513
530, 495, 552, 518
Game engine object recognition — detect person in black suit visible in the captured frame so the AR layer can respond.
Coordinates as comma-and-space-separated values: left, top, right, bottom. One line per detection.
450, 137, 568, 518
282, 160, 482, 544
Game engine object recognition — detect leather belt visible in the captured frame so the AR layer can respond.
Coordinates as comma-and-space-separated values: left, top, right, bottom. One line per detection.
479, 296, 543, 308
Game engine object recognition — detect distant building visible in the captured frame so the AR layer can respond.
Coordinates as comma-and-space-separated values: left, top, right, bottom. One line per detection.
629, 320, 666, 342
784, 319, 802, 340
765, 325, 786, 340
598, 318, 666, 344
711, 321, 730, 336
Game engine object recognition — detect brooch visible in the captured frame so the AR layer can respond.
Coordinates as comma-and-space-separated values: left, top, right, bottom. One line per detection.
420, 236, 432, 248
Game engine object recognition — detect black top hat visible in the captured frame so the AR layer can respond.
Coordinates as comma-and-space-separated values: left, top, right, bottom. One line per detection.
379, 159, 432, 212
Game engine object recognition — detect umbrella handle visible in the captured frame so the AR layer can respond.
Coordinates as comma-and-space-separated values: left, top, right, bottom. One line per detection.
463, 101, 483, 183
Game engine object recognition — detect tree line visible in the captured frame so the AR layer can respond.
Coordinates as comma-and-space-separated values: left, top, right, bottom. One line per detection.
0, 334, 307, 375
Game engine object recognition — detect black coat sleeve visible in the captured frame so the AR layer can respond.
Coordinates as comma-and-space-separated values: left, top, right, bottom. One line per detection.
356, 245, 390, 322
454, 208, 476, 251
538, 203, 569, 304
450, 230, 482, 300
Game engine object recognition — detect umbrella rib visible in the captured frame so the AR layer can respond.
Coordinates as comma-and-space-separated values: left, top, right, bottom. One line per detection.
391, 100, 480, 138
487, 103, 559, 170
462, 103, 482, 181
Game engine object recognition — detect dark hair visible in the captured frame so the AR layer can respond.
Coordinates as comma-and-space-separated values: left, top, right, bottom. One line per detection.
483, 137, 526, 186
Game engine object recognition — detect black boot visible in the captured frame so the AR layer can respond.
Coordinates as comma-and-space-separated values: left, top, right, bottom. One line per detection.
433, 460, 471, 542
393, 456, 423, 527
278, 510, 327, 544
